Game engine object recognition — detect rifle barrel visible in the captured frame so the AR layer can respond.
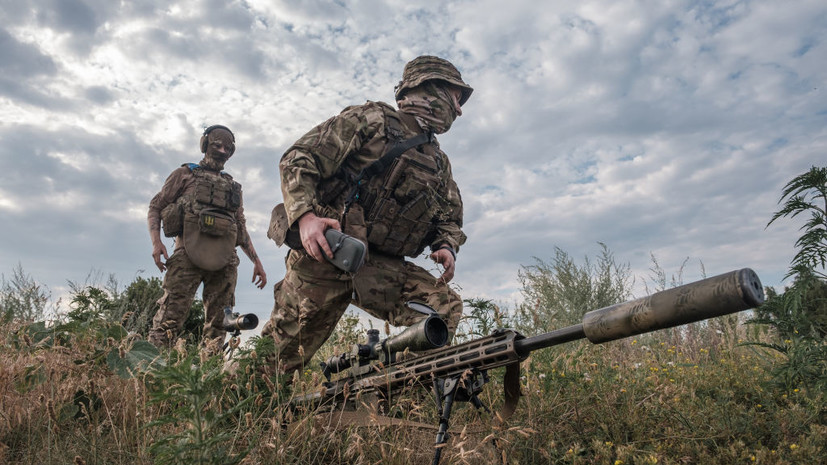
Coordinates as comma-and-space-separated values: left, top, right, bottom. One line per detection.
514, 324, 585, 356
513, 268, 764, 354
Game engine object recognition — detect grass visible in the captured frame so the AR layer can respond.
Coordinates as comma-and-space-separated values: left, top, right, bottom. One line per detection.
0, 315, 824, 465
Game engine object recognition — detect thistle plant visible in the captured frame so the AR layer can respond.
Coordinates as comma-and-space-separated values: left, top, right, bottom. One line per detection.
144, 352, 253, 465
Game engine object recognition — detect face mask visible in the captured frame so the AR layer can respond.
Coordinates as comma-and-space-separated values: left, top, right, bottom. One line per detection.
397, 82, 460, 134
200, 130, 235, 171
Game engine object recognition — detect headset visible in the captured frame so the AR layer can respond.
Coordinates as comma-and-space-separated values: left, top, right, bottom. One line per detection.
200, 124, 235, 154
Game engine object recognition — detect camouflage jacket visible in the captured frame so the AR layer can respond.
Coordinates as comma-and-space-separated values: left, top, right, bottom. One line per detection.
280, 101, 466, 257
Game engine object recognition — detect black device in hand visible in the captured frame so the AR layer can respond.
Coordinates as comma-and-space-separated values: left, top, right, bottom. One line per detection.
323, 229, 366, 273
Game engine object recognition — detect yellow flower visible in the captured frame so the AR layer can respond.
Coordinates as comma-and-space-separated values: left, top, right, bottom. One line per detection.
790, 444, 798, 450
614, 461, 624, 465
605, 441, 613, 447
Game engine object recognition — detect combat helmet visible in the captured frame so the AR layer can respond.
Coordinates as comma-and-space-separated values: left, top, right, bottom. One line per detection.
394, 55, 473, 106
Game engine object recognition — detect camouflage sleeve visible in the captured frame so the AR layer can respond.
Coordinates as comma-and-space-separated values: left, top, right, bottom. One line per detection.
279, 103, 388, 226
430, 155, 467, 253
147, 166, 189, 234
234, 184, 250, 248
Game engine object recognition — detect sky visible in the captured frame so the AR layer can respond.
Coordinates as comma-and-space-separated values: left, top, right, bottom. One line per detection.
1, 0, 825, 334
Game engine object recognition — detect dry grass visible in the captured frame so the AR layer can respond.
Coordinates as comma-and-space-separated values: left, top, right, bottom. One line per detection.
0, 318, 824, 465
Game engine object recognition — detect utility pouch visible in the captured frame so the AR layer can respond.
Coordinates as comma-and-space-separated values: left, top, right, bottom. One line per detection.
198, 208, 235, 237
161, 202, 183, 237
267, 203, 303, 249
324, 229, 366, 273
182, 209, 237, 271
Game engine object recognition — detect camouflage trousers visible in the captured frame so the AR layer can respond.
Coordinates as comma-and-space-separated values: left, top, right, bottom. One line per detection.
148, 248, 239, 350
261, 249, 463, 374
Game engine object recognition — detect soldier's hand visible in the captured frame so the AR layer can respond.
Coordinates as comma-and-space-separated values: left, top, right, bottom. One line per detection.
252, 261, 267, 289
152, 242, 169, 272
430, 248, 455, 284
298, 212, 341, 262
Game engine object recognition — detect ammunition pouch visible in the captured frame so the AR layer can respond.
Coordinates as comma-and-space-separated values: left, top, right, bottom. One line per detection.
195, 174, 241, 211
160, 202, 184, 238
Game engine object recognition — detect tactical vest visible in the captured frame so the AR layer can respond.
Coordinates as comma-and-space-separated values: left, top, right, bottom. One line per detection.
350, 108, 450, 257
180, 164, 242, 271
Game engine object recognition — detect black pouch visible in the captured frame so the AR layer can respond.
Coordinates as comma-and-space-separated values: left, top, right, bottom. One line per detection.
323, 229, 366, 273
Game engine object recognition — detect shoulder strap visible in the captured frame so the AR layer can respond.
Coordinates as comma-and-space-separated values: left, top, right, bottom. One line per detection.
183, 162, 231, 178
344, 132, 433, 207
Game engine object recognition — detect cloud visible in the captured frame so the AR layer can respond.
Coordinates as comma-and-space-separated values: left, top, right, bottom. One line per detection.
1, 0, 825, 332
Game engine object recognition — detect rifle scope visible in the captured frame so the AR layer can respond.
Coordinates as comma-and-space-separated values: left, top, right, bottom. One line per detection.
222, 307, 259, 331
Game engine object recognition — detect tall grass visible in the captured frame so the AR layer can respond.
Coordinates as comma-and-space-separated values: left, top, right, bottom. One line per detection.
1, 307, 824, 464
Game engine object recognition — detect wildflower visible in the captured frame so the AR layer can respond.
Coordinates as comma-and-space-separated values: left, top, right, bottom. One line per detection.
632, 340, 637, 345
605, 441, 613, 447
793, 388, 800, 393
620, 388, 626, 393
615, 460, 624, 465
790, 444, 798, 450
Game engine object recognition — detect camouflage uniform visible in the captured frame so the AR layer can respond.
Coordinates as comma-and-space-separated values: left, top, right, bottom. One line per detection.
148, 126, 266, 350
263, 56, 473, 374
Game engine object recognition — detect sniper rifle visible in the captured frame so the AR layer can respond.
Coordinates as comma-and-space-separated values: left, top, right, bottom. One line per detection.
291, 268, 765, 465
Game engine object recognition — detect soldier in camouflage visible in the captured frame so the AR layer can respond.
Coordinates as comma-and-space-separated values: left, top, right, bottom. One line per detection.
263, 56, 472, 374
147, 125, 267, 351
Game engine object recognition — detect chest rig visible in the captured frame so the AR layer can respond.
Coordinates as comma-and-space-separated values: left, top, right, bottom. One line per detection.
345, 109, 450, 257
181, 164, 242, 270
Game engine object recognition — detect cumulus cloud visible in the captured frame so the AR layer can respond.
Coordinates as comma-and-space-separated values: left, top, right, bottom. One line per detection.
1, 0, 824, 329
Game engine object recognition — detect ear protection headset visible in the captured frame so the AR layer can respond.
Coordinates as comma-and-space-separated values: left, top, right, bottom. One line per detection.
200, 125, 235, 154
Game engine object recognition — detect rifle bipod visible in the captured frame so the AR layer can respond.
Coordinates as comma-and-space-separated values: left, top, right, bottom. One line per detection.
222, 328, 242, 359
431, 370, 491, 465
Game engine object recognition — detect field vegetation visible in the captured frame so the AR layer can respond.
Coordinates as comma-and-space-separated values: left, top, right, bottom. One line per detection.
0, 167, 825, 464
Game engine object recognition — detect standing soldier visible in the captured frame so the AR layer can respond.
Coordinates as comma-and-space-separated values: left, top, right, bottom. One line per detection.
264, 55, 472, 374
148, 125, 267, 351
